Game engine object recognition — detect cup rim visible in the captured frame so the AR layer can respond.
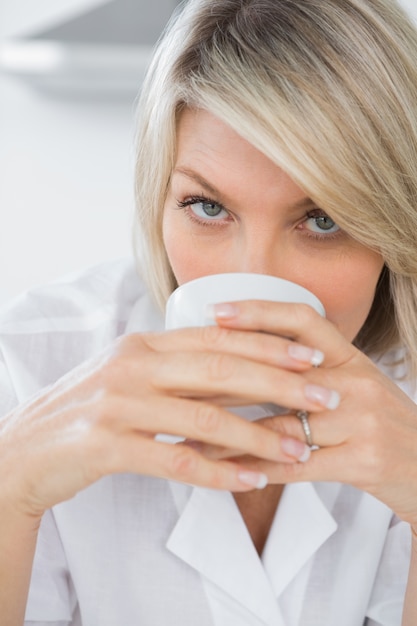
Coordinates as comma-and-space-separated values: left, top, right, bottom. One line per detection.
166, 272, 325, 321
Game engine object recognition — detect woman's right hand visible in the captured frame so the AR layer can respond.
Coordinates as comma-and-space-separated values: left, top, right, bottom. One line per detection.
0, 324, 326, 519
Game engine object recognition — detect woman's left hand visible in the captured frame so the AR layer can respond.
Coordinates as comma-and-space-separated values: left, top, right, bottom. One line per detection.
199, 300, 417, 528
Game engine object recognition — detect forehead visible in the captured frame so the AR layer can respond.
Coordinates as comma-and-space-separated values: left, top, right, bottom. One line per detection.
176, 107, 260, 163
174, 108, 309, 206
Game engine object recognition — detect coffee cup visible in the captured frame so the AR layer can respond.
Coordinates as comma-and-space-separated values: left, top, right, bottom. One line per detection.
161, 273, 325, 443
165, 272, 325, 329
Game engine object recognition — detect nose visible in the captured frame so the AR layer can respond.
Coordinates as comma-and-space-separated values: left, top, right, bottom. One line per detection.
234, 229, 288, 278
240, 255, 278, 275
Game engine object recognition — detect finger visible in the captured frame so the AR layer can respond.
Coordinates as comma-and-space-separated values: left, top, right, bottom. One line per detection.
257, 409, 349, 448
189, 398, 353, 462
142, 325, 324, 371
86, 394, 310, 463
86, 332, 323, 408
182, 409, 342, 461
207, 300, 357, 367
182, 438, 310, 464
105, 433, 270, 492
236, 445, 356, 485
146, 350, 340, 413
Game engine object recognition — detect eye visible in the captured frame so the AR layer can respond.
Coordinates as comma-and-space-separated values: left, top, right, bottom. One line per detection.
177, 196, 230, 221
193, 200, 227, 219
305, 211, 340, 235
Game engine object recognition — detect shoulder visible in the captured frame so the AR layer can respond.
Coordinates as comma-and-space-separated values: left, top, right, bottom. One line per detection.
0, 258, 160, 403
0, 258, 144, 333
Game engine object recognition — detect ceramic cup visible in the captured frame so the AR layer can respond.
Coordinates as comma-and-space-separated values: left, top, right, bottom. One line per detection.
165, 272, 325, 329
161, 273, 325, 443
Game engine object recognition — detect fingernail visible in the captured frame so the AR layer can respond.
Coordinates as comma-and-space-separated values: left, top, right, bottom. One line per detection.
205, 302, 239, 321
288, 343, 324, 366
183, 439, 203, 452
305, 384, 340, 409
281, 437, 311, 462
298, 446, 312, 462
238, 471, 268, 489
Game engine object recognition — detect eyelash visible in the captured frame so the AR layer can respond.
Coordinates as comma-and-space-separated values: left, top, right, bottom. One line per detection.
302, 208, 342, 241
176, 195, 342, 240
176, 196, 230, 227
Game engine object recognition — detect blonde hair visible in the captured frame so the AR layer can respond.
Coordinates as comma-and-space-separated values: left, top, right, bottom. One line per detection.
134, 0, 417, 375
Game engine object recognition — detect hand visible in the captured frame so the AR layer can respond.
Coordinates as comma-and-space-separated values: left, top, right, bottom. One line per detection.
0, 321, 330, 519
204, 300, 417, 527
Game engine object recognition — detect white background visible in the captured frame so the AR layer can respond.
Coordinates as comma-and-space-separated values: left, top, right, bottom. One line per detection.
0, 75, 136, 306
0, 0, 149, 306
1, 0, 417, 307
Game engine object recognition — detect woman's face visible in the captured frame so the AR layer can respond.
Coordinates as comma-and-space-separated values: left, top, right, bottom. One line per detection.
162, 108, 384, 341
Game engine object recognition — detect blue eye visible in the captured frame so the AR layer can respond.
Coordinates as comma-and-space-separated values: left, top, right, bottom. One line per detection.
192, 200, 227, 219
305, 212, 340, 234
177, 196, 229, 222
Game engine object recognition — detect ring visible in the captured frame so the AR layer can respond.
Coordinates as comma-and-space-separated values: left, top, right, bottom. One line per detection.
296, 410, 313, 447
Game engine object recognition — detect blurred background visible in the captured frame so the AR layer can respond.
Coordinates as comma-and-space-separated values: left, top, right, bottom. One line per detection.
0, 0, 181, 306
1, 0, 416, 306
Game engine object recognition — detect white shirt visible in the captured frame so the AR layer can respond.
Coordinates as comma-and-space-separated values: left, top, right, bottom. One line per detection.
0, 258, 411, 626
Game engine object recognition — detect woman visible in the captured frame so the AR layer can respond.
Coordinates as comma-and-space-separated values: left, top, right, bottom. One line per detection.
2, 0, 417, 624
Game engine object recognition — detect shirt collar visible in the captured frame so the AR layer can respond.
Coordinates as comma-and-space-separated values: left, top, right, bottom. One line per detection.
262, 482, 339, 597
166, 482, 338, 625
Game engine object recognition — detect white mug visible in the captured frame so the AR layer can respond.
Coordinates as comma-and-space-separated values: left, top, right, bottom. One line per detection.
166, 272, 325, 329
161, 273, 325, 443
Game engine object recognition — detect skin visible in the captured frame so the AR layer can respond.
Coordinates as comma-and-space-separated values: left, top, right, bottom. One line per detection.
163, 108, 384, 343
2, 107, 417, 624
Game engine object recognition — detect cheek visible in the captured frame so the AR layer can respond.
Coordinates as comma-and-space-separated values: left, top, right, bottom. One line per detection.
162, 210, 186, 283
162, 207, 218, 285
312, 258, 384, 341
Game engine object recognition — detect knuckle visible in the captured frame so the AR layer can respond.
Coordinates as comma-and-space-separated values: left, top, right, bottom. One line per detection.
357, 376, 381, 400
209, 465, 228, 490
199, 324, 231, 349
353, 373, 392, 409
362, 410, 380, 438
140, 331, 165, 352
113, 332, 146, 356
194, 403, 221, 435
79, 420, 109, 461
84, 437, 106, 465
168, 447, 198, 480
99, 436, 127, 474
205, 352, 236, 382
98, 346, 150, 393
98, 357, 127, 392
353, 431, 387, 488
281, 460, 307, 480
89, 395, 119, 429
293, 303, 318, 327
360, 441, 380, 472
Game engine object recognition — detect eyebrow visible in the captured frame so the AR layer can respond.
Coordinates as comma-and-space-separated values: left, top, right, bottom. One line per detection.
173, 167, 221, 196
173, 166, 316, 209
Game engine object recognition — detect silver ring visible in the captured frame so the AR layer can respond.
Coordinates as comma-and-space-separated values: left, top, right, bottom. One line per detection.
296, 410, 313, 447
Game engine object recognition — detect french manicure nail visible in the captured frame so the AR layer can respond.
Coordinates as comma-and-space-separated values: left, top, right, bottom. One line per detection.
305, 384, 340, 409
281, 437, 311, 462
205, 302, 239, 321
288, 343, 324, 366
298, 445, 312, 463
238, 471, 268, 489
